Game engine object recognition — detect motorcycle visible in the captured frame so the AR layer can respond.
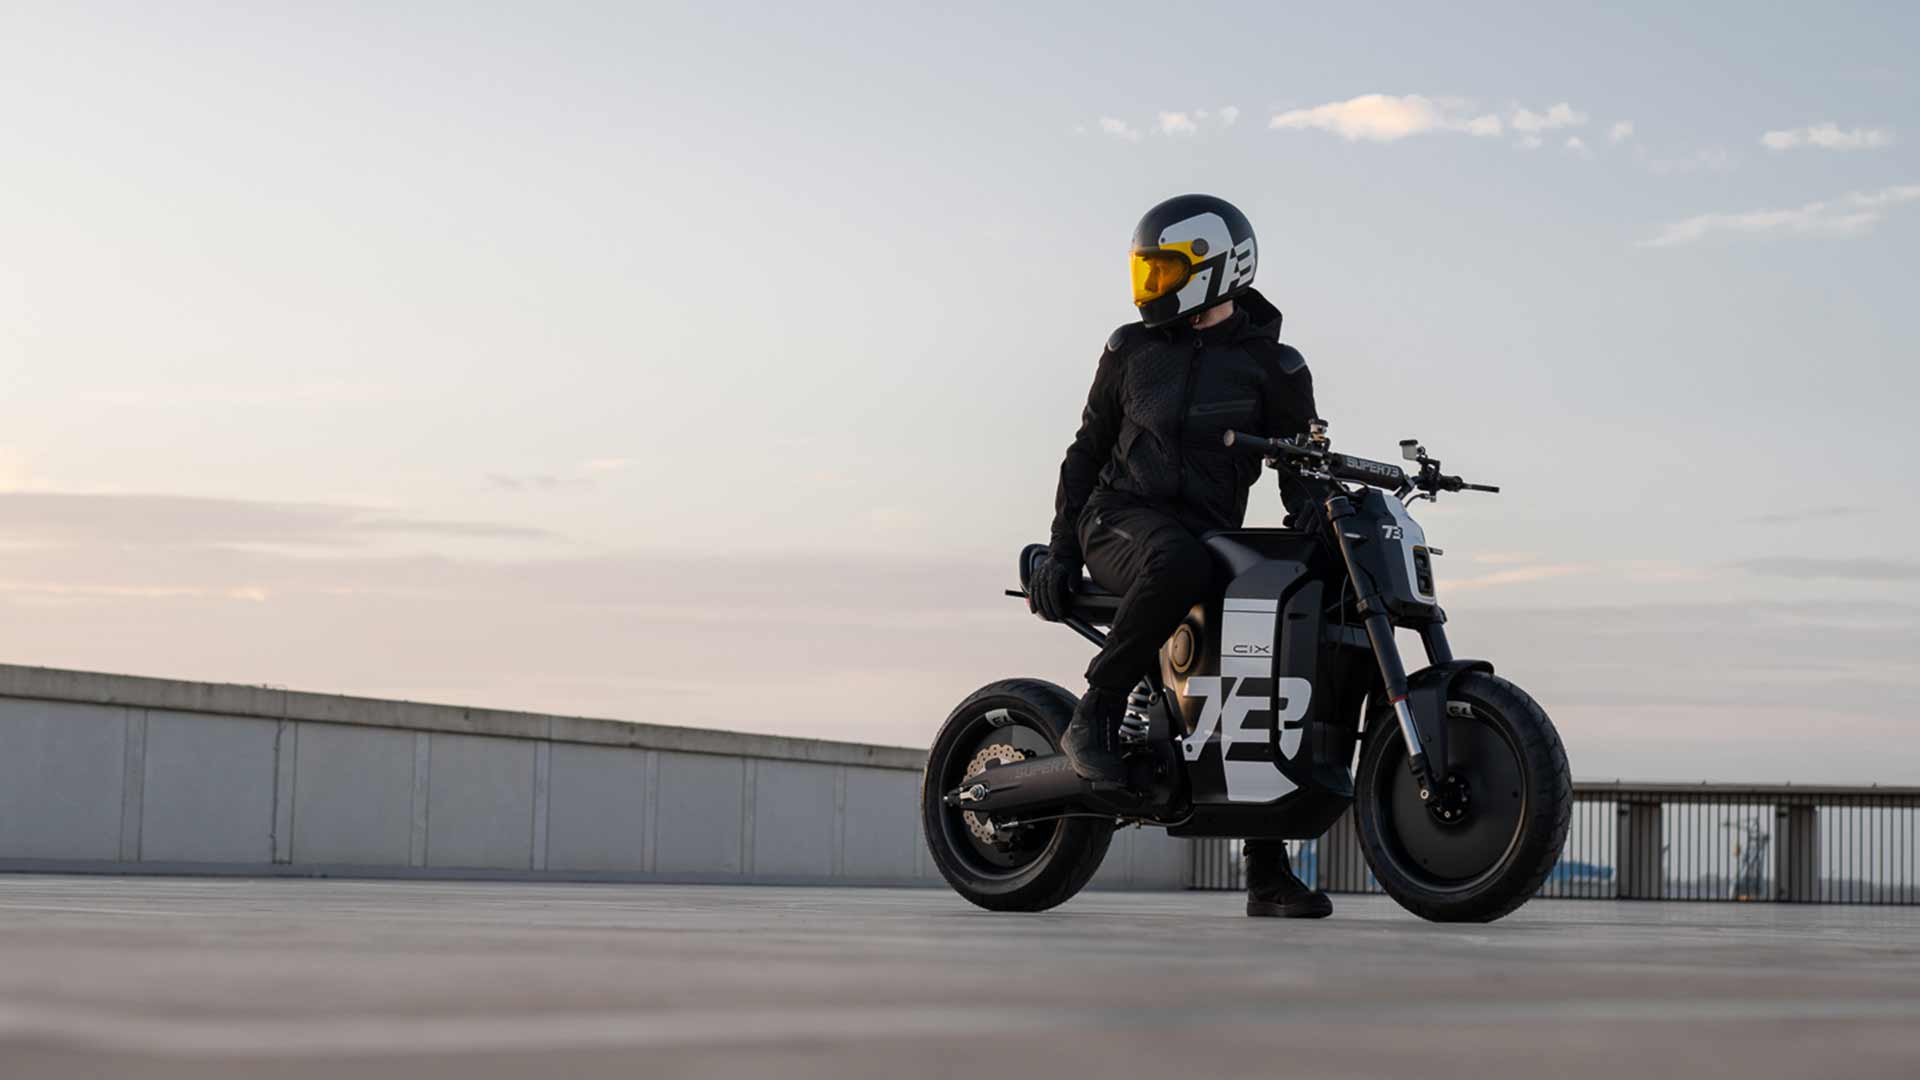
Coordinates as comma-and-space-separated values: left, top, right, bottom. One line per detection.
919, 423, 1571, 922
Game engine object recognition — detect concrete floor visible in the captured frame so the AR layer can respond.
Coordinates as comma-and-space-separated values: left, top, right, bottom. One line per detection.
0, 877, 1916, 1079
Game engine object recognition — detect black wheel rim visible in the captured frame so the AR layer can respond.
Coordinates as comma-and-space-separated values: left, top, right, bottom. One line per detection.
1368, 701, 1528, 893
933, 705, 1064, 880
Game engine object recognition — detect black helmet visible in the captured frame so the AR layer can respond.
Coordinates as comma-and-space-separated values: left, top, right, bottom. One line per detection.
1129, 194, 1258, 328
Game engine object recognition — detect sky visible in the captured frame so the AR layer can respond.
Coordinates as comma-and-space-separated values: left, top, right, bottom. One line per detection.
2, 1, 1918, 783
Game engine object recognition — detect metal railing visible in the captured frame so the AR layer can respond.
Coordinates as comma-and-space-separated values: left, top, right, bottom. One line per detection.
1189, 782, 1920, 904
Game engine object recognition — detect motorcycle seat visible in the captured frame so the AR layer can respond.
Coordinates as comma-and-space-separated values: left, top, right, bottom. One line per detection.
1019, 529, 1315, 627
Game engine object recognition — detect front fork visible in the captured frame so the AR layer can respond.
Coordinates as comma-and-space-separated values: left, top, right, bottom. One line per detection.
1326, 495, 1452, 801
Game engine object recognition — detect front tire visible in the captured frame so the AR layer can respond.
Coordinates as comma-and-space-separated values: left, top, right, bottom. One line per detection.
1355, 672, 1570, 923
920, 679, 1113, 912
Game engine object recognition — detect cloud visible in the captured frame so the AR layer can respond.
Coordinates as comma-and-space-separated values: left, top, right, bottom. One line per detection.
1268, 94, 1507, 143
1442, 563, 1592, 592
74, 383, 399, 409
489, 458, 640, 492
0, 540, 1051, 747
1114, 94, 1583, 147
1092, 106, 1243, 140
488, 473, 562, 492
1564, 135, 1592, 158
580, 458, 637, 473
1517, 134, 1544, 150
1761, 123, 1895, 151
1737, 557, 1920, 582
1642, 183, 1920, 247
1742, 505, 1870, 526
1470, 551, 1541, 566
1609, 121, 1634, 143
5, 524, 1918, 778
1510, 103, 1587, 133
0, 492, 552, 548
0, 581, 272, 602
1467, 599, 1920, 711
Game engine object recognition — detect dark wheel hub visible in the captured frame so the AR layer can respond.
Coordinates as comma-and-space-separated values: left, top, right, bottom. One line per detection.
1428, 775, 1472, 826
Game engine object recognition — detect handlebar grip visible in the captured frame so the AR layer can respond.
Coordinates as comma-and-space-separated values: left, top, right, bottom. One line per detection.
1225, 430, 1318, 461
1436, 474, 1500, 494
1222, 430, 1277, 454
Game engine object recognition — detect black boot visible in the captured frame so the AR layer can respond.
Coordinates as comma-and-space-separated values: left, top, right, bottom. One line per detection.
1244, 841, 1333, 919
1060, 687, 1129, 789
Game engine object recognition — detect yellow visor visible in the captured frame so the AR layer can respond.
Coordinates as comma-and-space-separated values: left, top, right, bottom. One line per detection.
1130, 249, 1193, 305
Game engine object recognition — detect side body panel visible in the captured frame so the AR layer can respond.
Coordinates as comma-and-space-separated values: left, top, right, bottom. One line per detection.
1162, 530, 1371, 839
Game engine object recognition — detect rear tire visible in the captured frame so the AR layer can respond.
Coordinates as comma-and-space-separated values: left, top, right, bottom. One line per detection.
920, 679, 1113, 912
1354, 672, 1570, 923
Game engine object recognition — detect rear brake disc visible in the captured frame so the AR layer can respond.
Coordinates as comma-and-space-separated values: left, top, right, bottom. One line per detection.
961, 744, 1025, 844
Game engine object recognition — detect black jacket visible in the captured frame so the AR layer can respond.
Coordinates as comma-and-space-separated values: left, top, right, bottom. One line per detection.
1049, 288, 1321, 563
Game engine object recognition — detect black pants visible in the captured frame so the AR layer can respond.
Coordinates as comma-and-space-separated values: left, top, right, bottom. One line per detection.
1078, 502, 1215, 694
1080, 503, 1291, 870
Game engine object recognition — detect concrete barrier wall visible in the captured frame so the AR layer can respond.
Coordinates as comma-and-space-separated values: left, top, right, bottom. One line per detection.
0, 664, 1190, 889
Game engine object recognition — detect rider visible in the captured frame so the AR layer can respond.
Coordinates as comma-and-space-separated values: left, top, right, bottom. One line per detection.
1028, 194, 1334, 918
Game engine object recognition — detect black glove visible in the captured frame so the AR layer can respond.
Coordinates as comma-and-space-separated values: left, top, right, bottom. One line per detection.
1282, 475, 1342, 556
1028, 554, 1080, 622
1287, 508, 1342, 558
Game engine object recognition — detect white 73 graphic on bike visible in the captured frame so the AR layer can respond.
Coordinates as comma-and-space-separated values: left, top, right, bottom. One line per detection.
1181, 676, 1313, 802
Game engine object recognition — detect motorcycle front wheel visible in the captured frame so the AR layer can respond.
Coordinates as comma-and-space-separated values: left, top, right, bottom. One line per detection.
1354, 671, 1571, 923
919, 678, 1113, 912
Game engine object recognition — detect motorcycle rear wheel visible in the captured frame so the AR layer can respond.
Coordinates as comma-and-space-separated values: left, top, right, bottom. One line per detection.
920, 679, 1114, 912
1355, 671, 1571, 923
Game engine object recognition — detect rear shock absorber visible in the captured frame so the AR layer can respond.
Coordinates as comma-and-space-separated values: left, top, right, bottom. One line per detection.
1118, 679, 1153, 747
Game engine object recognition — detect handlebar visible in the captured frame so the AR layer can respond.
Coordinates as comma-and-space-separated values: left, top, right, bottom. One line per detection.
1222, 429, 1499, 496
